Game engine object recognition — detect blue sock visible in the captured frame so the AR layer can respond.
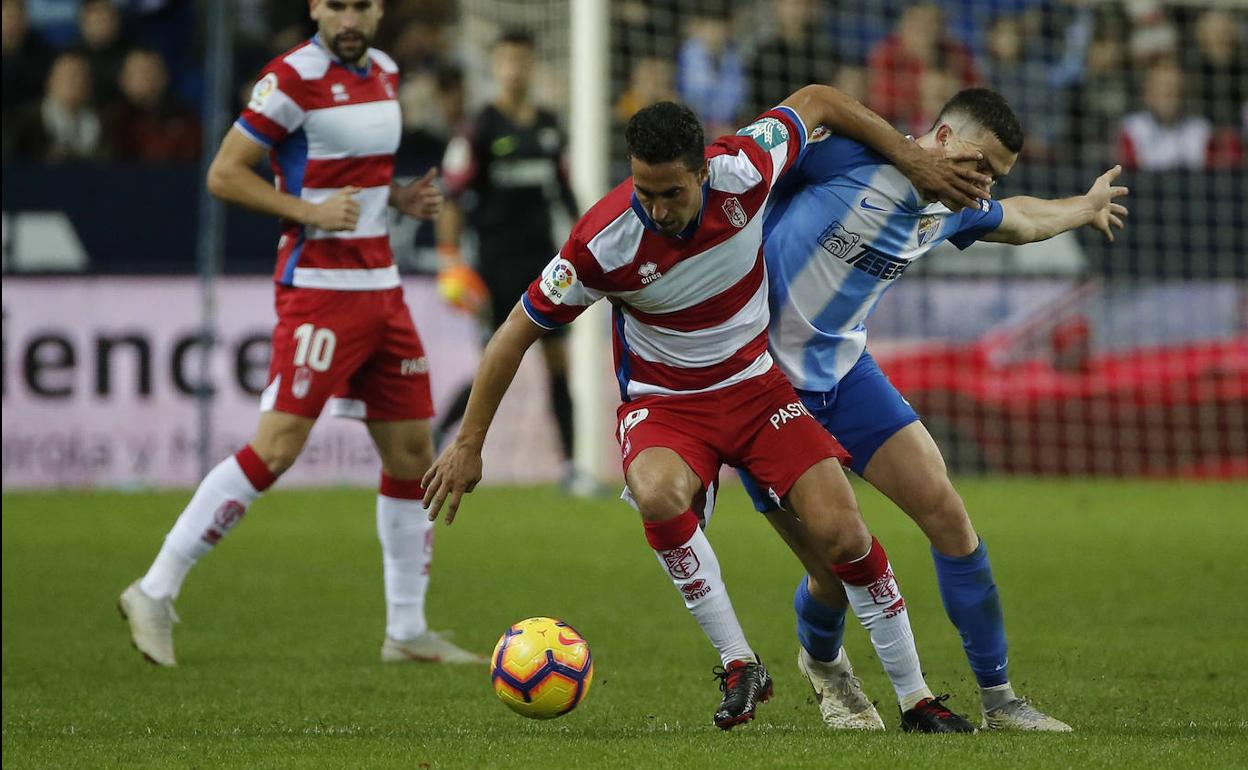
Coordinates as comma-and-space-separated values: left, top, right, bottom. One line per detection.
932, 540, 1009, 688
794, 576, 847, 662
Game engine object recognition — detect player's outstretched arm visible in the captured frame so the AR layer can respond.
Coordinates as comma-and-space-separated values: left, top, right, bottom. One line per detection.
780, 85, 991, 210
422, 303, 548, 525
206, 127, 361, 231
984, 165, 1129, 245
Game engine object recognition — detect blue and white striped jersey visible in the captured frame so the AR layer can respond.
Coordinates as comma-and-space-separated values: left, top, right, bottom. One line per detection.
762, 131, 1004, 391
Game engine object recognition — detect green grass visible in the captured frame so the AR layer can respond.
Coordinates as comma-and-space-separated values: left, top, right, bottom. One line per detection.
4, 479, 1247, 769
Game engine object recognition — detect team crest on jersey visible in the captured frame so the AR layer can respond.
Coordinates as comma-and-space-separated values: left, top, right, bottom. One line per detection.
817, 220, 861, 258
540, 258, 577, 303
292, 366, 313, 399
917, 215, 940, 246
722, 197, 748, 228
737, 117, 789, 151
248, 73, 277, 111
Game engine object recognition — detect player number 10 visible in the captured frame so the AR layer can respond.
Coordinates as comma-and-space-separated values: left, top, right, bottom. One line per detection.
292, 323, 336, 372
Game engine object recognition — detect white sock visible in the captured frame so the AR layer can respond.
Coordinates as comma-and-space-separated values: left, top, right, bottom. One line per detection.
377, 493, 434, 641
834, 537, 930, 709
140, 454, 263, 599
648, 516, 754, 667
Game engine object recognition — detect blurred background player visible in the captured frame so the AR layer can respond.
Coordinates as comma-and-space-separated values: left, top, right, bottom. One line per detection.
432, 28, 597, 496
118, 0, 484, 668
422, 87, 993, 731
747, 88, 1129, 731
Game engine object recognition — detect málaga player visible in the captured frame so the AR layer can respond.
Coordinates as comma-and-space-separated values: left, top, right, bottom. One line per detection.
118, 0, 484, 667
744, 88, 1129, 731
422, 86, 994, 731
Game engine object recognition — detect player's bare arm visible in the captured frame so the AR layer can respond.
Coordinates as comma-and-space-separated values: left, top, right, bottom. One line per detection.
780, 84, 991, 210
985, 165, 1130, 245
422, 303, 548, 523
389, 167, 442, 220
206, 127, 360, 231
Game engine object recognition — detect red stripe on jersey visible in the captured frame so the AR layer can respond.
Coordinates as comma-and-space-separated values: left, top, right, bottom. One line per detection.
303, 154, 394, 189
627, 252, 765, 332
623, 327, 770, 391
297, 236, 393, 269
294, 70, 398, 111
238, 111, 288, 145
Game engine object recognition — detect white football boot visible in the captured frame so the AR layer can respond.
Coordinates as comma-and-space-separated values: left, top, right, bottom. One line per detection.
798, 648, 886, 730
983, 698, 1073, 732
118, 580, 179, 667
381, 631, 488, 664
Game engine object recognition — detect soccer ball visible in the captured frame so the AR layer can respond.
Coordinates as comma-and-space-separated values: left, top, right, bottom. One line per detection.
490, 617, 594, 719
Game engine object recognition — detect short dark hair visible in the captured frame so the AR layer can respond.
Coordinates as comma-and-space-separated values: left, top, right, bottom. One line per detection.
625, 101, 705, 170
935, 88, 1024, 154
495, 28, 535, 49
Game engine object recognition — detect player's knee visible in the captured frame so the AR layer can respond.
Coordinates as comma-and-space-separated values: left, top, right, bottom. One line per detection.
631, 485, 691, 523
382, 443, 433, 479
252, 436, 302, 476
907, 478, 977, 556
814, 516, 873, 568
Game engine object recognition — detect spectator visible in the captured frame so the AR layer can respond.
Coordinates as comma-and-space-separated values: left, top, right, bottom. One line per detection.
985, 13, 1060, 158
867, 3, 978, 135
106, 48, 201, 163
616, 55, 676, 123
676, 1, 746, 138
1065, 4, 1131, 165
2, 0, 55, 117
747, 0, 839, 119
9, 51, 105, 162
1118, 59, 1212, 171
1188, 9, 1247, 132
75, 0, 129, 107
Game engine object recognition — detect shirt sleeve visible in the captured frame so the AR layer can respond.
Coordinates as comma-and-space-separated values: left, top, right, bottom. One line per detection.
235, 65, 307, 149
521, 240, 607, 330
731, 105, 809, 190
947, 198, 1005, 250
440, 122, 478, 198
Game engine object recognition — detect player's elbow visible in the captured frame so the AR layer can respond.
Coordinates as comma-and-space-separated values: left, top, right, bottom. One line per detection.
205, 158, 236, 200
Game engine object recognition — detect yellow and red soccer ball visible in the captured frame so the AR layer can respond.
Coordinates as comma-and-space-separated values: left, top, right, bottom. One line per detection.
490, 617, 593, 719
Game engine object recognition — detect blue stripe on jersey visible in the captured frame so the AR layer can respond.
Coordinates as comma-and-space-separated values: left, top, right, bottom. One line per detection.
275, 127, 308, 197
275, 127, 309, 285
613, 307, 632, 402
235, 118, 274, 148
521, 293, 563, 330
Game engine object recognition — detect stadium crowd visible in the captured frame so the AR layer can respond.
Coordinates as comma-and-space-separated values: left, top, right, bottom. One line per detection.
2, 0, 1244, 171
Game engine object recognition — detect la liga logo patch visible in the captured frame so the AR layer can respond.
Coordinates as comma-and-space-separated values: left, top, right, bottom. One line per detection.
540, 258, 577, 303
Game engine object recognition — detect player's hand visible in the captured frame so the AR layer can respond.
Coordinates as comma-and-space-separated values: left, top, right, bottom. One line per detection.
1085, 165, 1129, 242
903, 146, 992, 211
422, 442, 483, 525
391, 168, 443, 220
311, 186, 361, 231
437, 263, 490, 314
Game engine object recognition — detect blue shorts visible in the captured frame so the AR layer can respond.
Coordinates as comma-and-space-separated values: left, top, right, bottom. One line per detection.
739, 349, 919, 512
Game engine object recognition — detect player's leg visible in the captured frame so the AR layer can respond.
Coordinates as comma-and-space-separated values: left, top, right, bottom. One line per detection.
862, 422, 1071, 731
738, 369, 973, 732
368, 419, 486, 664
746, 478, 882, 730
620, 401, 769, 729
119, 410, 312, 666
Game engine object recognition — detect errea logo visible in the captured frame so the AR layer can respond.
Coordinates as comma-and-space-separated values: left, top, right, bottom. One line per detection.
331, 83, 349, 103
638, 261, 662, 285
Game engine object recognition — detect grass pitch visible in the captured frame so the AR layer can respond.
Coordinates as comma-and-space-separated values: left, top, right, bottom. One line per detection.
4, 479, 1247, 769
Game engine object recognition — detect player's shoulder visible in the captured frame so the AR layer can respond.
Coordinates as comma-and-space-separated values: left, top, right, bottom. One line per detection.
566, 180, 645, 273
266, 39, 332, 81
366, 48, 399, 74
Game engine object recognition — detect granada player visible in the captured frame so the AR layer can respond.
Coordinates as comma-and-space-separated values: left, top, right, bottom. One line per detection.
118, 0, 484, 667
422, 87, 990, 730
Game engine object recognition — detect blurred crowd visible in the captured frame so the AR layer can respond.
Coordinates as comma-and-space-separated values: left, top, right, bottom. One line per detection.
3, 0, 1245, 172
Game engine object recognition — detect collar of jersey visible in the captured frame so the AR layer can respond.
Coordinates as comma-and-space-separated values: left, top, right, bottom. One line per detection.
629, 180, 710, 241
310, 35, 371, 78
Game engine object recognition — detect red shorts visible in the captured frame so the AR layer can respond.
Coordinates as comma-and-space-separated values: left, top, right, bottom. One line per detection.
615, 367, 850, 512
260, 286, 434, 421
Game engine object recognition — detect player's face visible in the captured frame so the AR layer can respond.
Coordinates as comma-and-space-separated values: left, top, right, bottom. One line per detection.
630, 158, 708, 237
940, 124, 1017, 194
311, 0, 382, 64
492, 42, 535, 96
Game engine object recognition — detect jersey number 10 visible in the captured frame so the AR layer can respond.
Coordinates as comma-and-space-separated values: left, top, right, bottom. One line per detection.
292, 323, 337, 372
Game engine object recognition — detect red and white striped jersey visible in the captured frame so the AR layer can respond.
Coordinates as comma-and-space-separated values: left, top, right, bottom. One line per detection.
235, 38, 401, 291
523, 106, 808, 400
